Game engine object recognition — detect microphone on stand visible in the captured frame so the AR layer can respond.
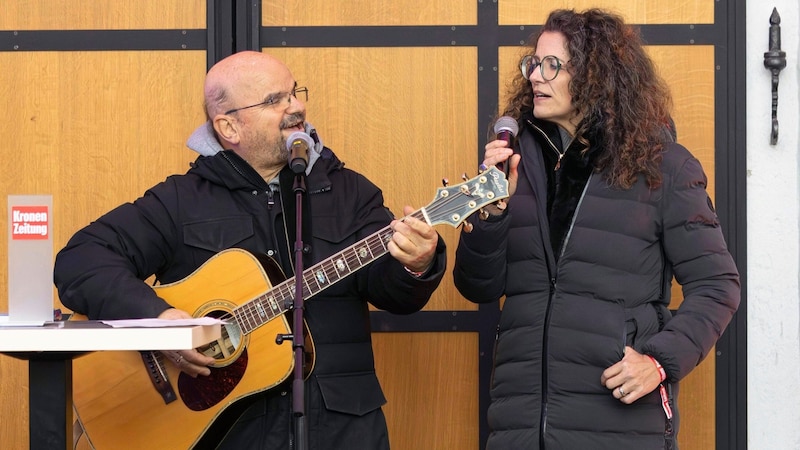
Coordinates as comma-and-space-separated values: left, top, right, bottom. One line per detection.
286, 131, 315, 175
284, 129, 315, 450
492, 116, 519, 175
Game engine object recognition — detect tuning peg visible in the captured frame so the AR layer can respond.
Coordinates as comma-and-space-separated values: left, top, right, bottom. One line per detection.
461, 173, 468, 181
461, 221, 474, 233
442, 178, 449, 187
478, 163, 488, 173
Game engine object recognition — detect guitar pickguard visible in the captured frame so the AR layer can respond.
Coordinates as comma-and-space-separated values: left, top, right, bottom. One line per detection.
178, 349, 248, 411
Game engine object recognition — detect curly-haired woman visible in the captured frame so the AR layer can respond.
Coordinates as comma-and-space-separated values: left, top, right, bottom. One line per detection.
453, 8, 740, 449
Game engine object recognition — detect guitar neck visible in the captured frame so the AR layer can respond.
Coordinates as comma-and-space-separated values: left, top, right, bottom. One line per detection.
233, 210, 426, 334
228, 166, 509, 335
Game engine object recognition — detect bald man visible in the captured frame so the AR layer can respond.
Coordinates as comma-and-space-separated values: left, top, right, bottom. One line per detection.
55, 51, 446, 449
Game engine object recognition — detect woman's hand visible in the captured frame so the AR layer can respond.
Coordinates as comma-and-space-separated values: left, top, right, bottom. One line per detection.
483, 139, 521, 198
600, 346, 663, 404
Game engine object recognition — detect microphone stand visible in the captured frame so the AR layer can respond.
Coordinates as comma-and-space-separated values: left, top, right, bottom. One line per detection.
290, 172, 309, 450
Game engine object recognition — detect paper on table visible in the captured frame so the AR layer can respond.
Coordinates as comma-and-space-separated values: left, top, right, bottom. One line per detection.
101, 317, 227, 328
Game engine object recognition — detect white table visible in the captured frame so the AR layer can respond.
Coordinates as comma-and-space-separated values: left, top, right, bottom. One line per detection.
0, 320, 221, 450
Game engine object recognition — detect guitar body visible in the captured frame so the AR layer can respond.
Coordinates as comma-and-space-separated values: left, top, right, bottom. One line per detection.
72, 248, 312, 450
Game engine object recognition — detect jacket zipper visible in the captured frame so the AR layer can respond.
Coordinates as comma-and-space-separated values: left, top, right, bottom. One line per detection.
526, 119, 566, 169
541, 175, 591, 447
524, 118, 562, 448
557, 173, 592, 259
527, 121, 592, 447
540, 276, 555, 449
266, 187, 275, 209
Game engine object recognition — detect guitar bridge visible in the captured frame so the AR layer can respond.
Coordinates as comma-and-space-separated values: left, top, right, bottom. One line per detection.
140, 351, 177, 404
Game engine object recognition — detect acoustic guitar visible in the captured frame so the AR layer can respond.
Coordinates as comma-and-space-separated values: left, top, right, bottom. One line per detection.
71, 167, 508, 449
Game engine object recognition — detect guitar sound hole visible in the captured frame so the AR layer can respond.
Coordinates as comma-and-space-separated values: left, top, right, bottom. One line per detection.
196, 310, 243, 365
199, 322, 242, 360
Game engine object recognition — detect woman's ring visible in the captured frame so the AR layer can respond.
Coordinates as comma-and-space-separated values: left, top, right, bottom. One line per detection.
618, 386, 626, 397
175, 354, 184, 365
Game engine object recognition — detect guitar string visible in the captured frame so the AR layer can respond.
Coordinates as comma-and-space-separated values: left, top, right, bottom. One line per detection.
230, 226, 395, 333
200, 187, 484, 332
195, 186, 489, 334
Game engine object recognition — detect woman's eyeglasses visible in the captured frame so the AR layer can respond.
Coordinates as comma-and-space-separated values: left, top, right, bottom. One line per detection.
519, 55, 568, 81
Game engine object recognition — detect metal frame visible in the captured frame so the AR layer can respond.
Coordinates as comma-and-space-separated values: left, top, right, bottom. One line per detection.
0, 29, 206, 51
714, 0, 748, 448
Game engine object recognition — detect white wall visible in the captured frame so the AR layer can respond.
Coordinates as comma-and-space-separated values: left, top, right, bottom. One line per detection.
746, 0, 800, 448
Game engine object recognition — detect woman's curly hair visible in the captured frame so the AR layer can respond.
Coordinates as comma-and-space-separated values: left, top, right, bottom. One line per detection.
503, 8, 674, 189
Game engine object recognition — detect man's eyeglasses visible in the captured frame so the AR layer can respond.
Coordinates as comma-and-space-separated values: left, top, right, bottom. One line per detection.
519, 55, 568, 81
224, 86, 309, 115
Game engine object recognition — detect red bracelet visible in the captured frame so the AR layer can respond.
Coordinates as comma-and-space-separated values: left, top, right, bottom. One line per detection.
648, 355, 667, 382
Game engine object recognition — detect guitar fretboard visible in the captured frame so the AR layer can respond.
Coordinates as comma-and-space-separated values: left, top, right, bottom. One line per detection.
232, 210, 426, 334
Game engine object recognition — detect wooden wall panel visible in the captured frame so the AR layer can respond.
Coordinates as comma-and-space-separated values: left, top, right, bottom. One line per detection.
374, 332, 479, 450
677, 347, 717, 449
0, 0, 206, 29
1, 51, 207, 270
262, 0, 476, 26
499, 0, 714, 25
0, 50, 207, 449
648, 45, 716, 196
270, 46, 479, 312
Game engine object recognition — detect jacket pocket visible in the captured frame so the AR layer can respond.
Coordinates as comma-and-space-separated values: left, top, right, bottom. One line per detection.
316, 372, 387, 416
309, 220, 358, 265
629, 302, 668, 353
183, 215, 254, 252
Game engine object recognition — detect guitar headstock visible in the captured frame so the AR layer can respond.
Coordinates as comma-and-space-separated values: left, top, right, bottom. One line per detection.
424, 165, 509, 228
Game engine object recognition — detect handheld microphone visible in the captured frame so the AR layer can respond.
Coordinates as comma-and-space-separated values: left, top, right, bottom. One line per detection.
493, 116, 519, 175
286, 131, 315, 174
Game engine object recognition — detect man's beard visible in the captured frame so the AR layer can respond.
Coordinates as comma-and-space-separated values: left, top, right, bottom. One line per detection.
262, 133, 288, 166
248, 112, 307, 167
272, 112, 306, 164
